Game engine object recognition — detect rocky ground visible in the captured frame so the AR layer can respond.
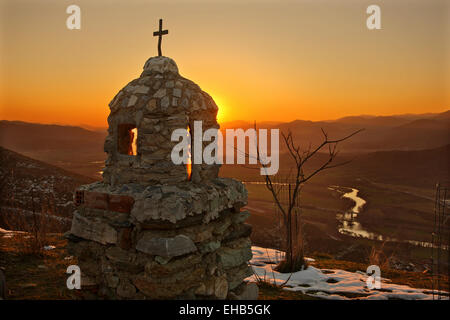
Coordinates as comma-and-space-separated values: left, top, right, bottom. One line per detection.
1, 230, 446, 300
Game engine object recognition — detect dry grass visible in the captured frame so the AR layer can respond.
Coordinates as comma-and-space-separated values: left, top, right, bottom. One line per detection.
0, 233, 77, 299
368, 241, 392, 270
257, 281, 321, 300
4, 212, 48, 256
2, 194, 66, 256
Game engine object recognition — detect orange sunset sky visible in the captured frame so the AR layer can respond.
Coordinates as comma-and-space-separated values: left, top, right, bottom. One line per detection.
0, 0, 449, 127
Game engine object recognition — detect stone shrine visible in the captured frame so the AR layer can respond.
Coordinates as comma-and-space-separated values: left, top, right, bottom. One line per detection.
66, 55, 257, 299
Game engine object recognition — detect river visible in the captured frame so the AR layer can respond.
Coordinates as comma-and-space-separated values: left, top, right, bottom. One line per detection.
329, 186, 445, 249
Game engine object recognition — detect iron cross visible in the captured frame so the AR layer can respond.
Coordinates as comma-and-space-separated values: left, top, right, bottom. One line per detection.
153, 19, 168, 56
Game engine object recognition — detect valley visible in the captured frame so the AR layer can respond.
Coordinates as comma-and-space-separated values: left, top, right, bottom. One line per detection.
0, 111, 448, 273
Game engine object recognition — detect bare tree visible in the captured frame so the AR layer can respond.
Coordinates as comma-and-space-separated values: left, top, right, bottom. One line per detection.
258, 127, 363, 272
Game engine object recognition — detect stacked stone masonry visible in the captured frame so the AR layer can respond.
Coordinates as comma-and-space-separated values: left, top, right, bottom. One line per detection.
67, 56, 257, 300
102, 56, 220, 186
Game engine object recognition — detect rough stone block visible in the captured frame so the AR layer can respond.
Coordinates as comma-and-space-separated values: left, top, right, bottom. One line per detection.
134, 85, 149, 94
127, 95, 138, 107
214, 276, 228, 300
118, 227, 133, 250
84, 191, 108, 210
133, 265, 204, 299
199, 241, 221, 254
217, 240, 252, 269
226, 263, 253, 290
136, 234, 197, 258
145, 253, 201, 277
116, 279, 137, 299
105, 246, 132, 264
229, 282, 259, 300
153, 88, 166, 98
70, 212, 117, 245
108, 194, 134, 213
224, 223, 252, 242
232, 211, 250, 224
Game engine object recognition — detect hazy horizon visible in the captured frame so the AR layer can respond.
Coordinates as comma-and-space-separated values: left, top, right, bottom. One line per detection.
1, 108, 448, 131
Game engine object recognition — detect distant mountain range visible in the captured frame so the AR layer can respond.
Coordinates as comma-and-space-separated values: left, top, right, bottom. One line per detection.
0, 120, 107, 154
221, 110, 450, 153
220, 110, 450, 128
0, 120, 107, 177
0, 110, 448, 177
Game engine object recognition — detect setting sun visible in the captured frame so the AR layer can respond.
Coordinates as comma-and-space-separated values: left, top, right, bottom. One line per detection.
210, 94, 228, 124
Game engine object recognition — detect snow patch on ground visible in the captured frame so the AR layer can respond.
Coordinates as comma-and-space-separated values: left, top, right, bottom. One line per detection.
247, 246, 446, 300
0, 228, 26, 238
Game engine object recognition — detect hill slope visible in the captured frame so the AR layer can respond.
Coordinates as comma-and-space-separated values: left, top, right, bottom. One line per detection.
0, 120, 107, 177
326, 144, 450, 189
221, 110, 449, 153
0, 147, 94, 231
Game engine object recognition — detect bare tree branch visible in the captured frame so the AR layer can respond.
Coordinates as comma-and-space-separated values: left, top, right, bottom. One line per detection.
227, 122, 363, 273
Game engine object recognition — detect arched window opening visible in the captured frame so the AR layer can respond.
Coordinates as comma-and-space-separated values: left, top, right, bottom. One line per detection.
118, 124, 138, 156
